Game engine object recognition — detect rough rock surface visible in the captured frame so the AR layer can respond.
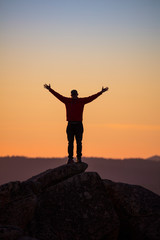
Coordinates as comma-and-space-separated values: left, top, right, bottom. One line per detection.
28, 172, 119, 240
0, 180, 37, 229
27, 162, 88, 190
103, 179, 160, 240
0, 162, 160, 240
18, 237, 39, 240
0, 225, 23, 240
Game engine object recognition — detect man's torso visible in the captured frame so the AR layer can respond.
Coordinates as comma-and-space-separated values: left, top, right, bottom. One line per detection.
65, 98, 85, 122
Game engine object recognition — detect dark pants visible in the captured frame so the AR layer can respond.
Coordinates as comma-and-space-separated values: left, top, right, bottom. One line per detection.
66, 122, 84, 160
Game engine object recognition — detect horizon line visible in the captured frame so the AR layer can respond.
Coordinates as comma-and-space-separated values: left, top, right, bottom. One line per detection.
0, 155, 160, 160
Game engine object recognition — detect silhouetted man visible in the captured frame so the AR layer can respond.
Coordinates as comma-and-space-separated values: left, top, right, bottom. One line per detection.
44, 83, 109, 164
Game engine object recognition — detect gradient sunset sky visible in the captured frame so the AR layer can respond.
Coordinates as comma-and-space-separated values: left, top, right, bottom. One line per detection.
1, 0, 160, 158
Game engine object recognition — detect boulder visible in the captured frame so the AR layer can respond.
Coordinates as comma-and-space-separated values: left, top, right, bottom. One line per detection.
0, 225, 23, 240
28, 172, 120, 240
18, 237, 39, 240
103, 180, 160, 240
26, 162, 88, 191
0, 163, 87, 230
0, 181, 21, 207
0, 181, 37, 229
1, 162, 159, 240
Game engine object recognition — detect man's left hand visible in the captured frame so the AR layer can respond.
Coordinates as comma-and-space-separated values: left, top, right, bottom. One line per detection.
102, 86, 109, 93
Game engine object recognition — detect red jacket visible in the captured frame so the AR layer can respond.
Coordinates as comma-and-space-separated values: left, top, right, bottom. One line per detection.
49, 88, 102, 121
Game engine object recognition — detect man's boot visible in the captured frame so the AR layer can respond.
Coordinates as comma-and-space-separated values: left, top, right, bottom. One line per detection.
77, 157, 82, 163
67, 158, 74, 164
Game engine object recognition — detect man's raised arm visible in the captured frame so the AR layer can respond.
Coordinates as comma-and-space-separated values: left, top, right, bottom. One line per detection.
83, 86, 109, 104
44, 84, 66, 103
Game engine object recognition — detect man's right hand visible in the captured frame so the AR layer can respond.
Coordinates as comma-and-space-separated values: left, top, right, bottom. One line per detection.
44, 84, 51, 90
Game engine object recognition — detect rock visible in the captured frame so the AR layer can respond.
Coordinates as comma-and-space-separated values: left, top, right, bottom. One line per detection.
103, 180, 160, 240
28, 172, 120, 240
1, 162, 159, 240
0, 181, 37, 229
0, 181, 21, 207
26, 162, 88, 191
0, 163, 87, 231
0, 225, 23, 240
18, 237, 39, 240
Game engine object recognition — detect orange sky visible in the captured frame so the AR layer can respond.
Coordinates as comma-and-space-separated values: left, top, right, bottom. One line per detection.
1, 0, 160, 158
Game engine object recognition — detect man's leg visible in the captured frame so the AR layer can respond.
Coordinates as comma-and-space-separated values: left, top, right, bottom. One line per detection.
66, 123, 74, 163
75, 123, 83, 162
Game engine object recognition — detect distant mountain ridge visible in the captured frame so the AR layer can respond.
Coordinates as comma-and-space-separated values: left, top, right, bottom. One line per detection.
147, 155, 160, 161
0, 155, 160, 195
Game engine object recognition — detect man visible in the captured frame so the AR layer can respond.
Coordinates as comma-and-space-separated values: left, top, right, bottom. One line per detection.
44, 83, 109, 164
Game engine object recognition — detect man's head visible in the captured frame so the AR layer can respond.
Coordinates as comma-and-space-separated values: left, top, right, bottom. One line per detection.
71, 89, 78, 99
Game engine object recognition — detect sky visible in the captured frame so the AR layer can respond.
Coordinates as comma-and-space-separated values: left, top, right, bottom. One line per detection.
1, 0, 160, 158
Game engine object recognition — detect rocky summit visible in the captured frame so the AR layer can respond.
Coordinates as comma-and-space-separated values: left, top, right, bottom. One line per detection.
0, 162, 160, 240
